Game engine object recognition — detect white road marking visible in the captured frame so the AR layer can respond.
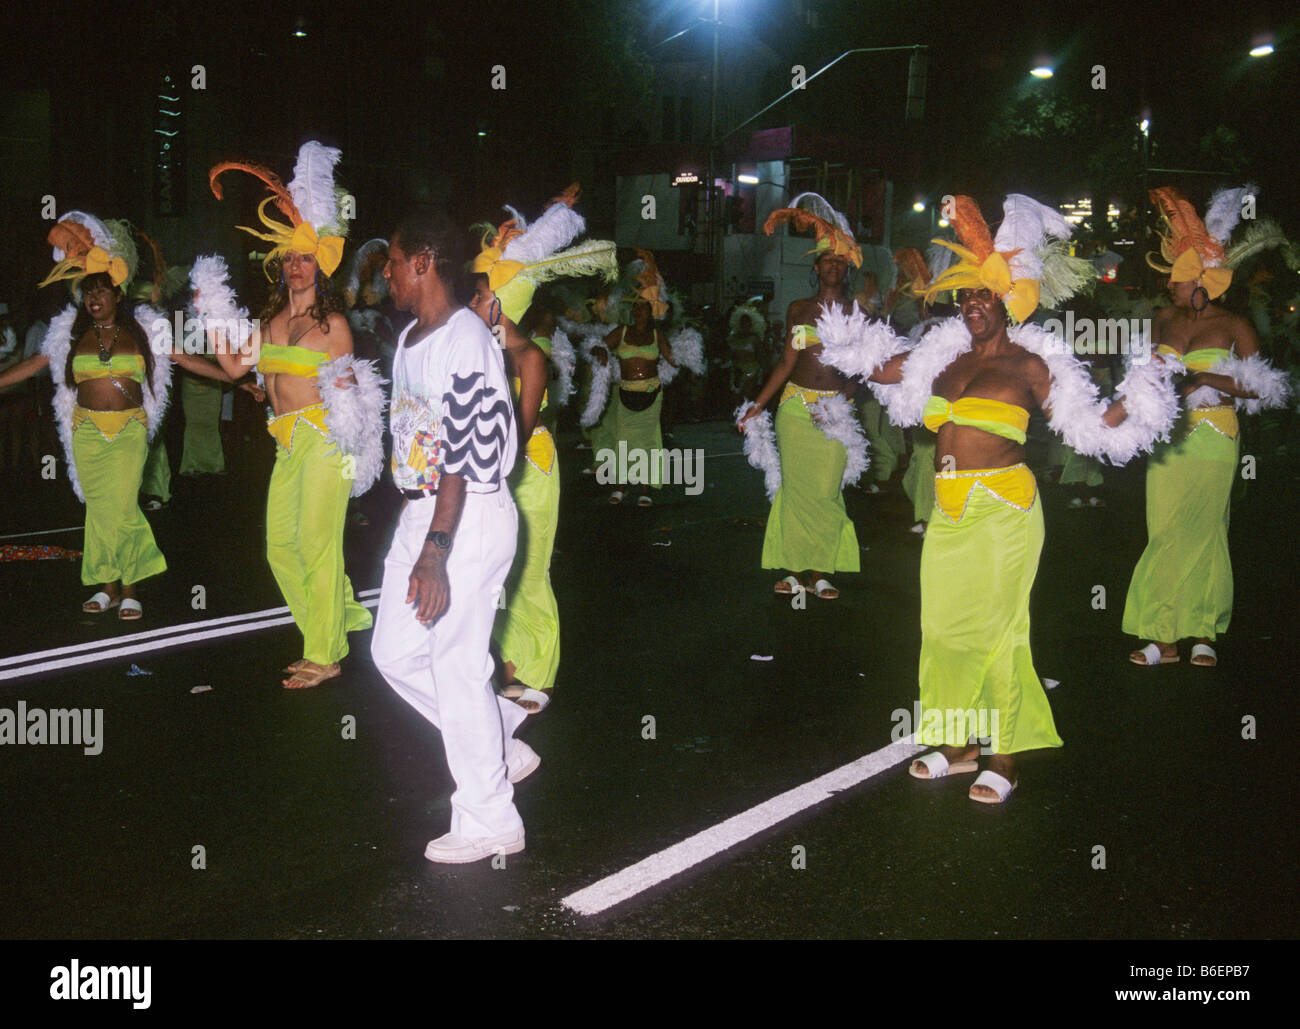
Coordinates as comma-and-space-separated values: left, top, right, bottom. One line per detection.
0, 526, 83, 541
562, 738, 925, 916
0, 589, 381, 682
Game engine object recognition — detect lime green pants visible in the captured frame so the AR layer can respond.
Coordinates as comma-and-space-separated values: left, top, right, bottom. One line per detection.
179, 374, 225, 475
265, 425, 372, 664
141, 432, 172, 502
859, 393, 904, 481
73, 418, 167, 586
902, 433, 936, 523
1122, 421, 1236, 642
494, 448, 560, 690
761, 396, 859, 573
918, 485, 1061, 754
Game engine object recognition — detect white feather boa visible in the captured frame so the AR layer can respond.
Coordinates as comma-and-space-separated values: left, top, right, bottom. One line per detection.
735, 402, 781, 501
815, 302, 908, 382
580, 346, 617, 428
808, 392, 870, 487
316, 355, 387, 497
189, 254, 251, 351
41, 302, 174, 501
659, 326, 705, 386
558, 316, 612, 347
547, 327, 577, 406
1183, 353, 1292, 414
855, 316, 1178, 464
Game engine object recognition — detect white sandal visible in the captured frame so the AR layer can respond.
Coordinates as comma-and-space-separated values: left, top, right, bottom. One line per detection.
1130, 642, 1178, 666
82, 592, 118, 614
773, 575, 804, 595
118, 598, 143, 621
811, 578, 839, 599
909, 751, 979, 779
1190, 643, 1217, 667
969, 769, 1017, 804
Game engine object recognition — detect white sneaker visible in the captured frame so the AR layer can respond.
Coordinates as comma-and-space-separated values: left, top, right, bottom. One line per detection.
424, 827, 525, 864
506, 740, 541, 783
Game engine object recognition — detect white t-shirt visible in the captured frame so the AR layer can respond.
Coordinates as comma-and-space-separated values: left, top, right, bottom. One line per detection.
390, 307, 516, 494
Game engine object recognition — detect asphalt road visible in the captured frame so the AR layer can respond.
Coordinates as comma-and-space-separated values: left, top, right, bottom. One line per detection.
0, 415, 1295, 940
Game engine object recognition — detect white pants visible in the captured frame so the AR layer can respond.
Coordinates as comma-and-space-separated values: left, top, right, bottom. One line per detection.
371, 490, 527, 839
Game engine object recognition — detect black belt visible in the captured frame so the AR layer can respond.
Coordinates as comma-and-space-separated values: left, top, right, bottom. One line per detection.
400, 488, 436, 500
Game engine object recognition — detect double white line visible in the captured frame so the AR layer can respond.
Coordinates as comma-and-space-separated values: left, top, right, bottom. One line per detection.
0, 588, 381, 683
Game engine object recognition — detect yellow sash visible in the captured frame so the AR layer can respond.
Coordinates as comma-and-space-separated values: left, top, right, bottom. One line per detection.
933, 463, 1037, 523
525, 426, 556, 475
72, 406, 146, 441
266, 403, 328, 452
1187, 405, 1238, 440
620, 377, 661, 393
780, 382, 838, 408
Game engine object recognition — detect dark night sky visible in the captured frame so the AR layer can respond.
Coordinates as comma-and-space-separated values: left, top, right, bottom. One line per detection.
2, 0, 1296, 275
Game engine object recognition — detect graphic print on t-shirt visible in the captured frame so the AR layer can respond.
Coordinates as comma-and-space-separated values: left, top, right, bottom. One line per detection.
389, 387, 443, 492
442, 371, 512, 485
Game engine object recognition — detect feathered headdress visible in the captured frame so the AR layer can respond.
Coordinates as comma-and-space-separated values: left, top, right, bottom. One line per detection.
210, 140, 350, 280
892, 247, 932, 298
471, 185, 618, 323
763, 192, 862, 267
38, 211, 139, 293
923, 194, 1093, 323
1147, 184, 1275, 299
627, 248, 670, 319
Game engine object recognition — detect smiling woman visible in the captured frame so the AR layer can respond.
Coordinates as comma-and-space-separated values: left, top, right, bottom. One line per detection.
0, 211, 236, 620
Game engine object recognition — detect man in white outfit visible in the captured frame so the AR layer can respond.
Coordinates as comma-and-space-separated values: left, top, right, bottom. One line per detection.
373, 211, 539, 864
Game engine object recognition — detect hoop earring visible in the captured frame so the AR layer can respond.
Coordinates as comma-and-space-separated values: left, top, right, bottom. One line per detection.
489, 297, 502, 327
1191, 285, 1210, 312
808, 267, 818, 288
279, 267, 287, 291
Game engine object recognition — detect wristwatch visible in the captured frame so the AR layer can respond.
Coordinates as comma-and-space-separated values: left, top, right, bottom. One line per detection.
425, 530, 451, 551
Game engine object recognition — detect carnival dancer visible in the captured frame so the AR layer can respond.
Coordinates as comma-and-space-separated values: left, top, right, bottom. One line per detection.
196, 141, 385, 688
370, 211, 533, 863
815, 194, 1181, 802
0, 212, 231, 618
737, 193, 870, 600
468, 187, 617, 713
1123, 186, 1292, 668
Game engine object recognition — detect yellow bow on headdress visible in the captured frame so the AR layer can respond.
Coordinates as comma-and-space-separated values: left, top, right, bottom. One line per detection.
923, 240, 1041, 324
84, 246, 129, 286
1169, 247, 1233, 300
239, 197, 345, 279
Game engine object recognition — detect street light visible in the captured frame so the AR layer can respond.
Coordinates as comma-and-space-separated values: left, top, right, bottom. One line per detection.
912, 201, 926, 213
1030, 61, 1054, 79
1249, 43, 1274, 57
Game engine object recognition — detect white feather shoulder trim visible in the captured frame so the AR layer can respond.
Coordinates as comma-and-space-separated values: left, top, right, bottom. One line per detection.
317, 354, 388, 497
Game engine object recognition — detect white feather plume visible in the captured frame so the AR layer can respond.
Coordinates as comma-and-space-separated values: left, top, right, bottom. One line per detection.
503, 205, 529, 231
317, 354, 388, 497
994, 194, 1072, 284
502, 202, 585, 265
548, 327, 577, 405
134, 303, 175, 438
581, 349, 616, 428
809, 392, 871, 487
50, 210, 112, 259
1191, 353, 1292, 414
735, 402, 781, 501
289, 141, 342, 233
1204, 184, 1258, 248
789, 191, 852, 234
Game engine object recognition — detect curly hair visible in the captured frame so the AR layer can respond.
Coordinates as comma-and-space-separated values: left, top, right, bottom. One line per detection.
258, 257, 345, 333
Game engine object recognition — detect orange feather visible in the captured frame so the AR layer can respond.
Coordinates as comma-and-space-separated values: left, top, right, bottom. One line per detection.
949, 196, 995, 263
46, 220, 95, 258
1148, 187, 1223, 264
209, 161, 300, 225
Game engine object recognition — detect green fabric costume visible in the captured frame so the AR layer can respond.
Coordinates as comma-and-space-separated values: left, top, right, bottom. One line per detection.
73, 415, 167, 586
761, 387, 860, 572
178, 371, 225, 475
902, 432, 937, 523
140, 432, 172, 502
494, 408, 561, 690
264, 415, 372, 664
612, 388, 664, 489
1121, 410, 1237, 643
918, 474, 1062, 755
858, 392, 905, 481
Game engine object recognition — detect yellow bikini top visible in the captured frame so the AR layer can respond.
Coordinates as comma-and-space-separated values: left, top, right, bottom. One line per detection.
615, 328, 660, 361
511, 375, 549, 412
510, 377, 555, 474
923, 395, 1029, 445
72, 353, 145, 384
258, 343, 328, 378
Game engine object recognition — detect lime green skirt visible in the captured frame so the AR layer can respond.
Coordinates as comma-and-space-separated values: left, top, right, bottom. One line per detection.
178, 374, 225, 475
73, 418, 167, 586
918, 485, 1061, 754
494, 450, 561, 689
902, 433, 937, 523
1122, 420, 1236, 642
761, 396, 860, 573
